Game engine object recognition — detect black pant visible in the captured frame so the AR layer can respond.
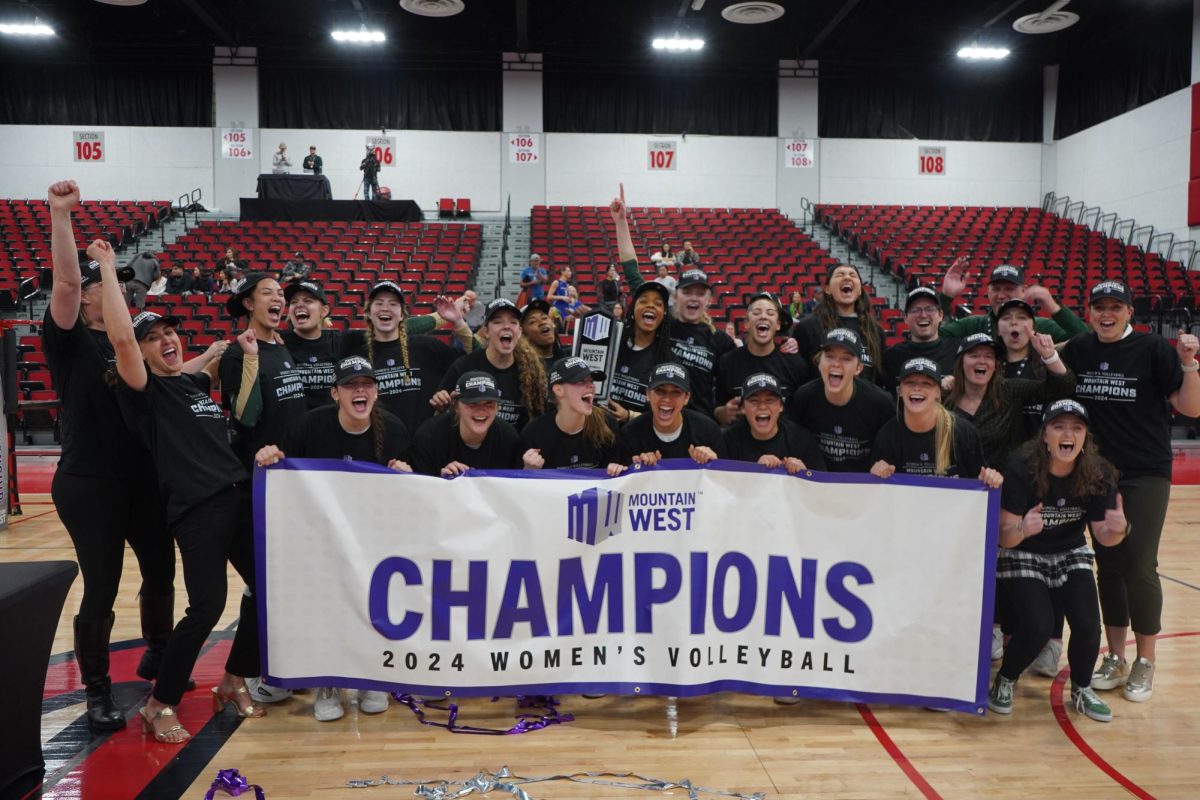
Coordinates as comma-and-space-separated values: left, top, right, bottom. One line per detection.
998, 571, 1101, 686
52, 471, 174, 622
153, 486, 259, 706
1095, 475, 1170, 635
362, 174, 379, 200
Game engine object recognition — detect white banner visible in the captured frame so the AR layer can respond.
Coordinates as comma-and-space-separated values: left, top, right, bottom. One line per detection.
255, 461, 999, 712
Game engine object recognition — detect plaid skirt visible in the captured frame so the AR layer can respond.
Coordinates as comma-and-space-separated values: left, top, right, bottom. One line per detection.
996, 544, 1094, 589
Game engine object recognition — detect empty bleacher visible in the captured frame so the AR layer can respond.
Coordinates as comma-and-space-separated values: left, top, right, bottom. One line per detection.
531, 205, 843, 326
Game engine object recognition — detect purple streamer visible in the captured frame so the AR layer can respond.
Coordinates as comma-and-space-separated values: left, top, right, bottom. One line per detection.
391, 693, 574, 735
203, 768, 266, 800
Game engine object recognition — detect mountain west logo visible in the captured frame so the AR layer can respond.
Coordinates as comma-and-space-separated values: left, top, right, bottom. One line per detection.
582, 314, 611, 341
567, 487, 625, 546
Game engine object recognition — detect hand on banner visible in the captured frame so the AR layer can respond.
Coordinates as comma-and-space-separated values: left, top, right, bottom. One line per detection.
758, 454, 783, 470
387, 459, 413, 473
441, 461, 470, 478
237, 327, 259, 356
632, 450, 661, 467
605, 462, 627, 477
778, 337, 799, 355
941, 256, 971, 300
870, 460, 896, 479
978, 467, 1003, 489
429, 389, 454, 410
255, 445, 285, 467
688, 445, 718, 465
784, 456, 806, 474
48, 180, 81, 214
523, 449, 545, 469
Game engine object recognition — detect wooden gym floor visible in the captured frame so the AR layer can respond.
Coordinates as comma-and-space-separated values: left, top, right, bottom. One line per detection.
4, 488, 1199, 800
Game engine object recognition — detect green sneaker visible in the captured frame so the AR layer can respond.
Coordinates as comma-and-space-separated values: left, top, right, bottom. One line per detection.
1071, 683, 1113, 722
988, 675, 1015, 715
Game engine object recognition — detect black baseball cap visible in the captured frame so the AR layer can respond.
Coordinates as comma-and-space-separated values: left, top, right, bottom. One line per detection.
521, 298, 552, 322
904, 286, 940, 311
484, 298, 520, 323
1042, 398, 1090, 426
334, 355, 375, 385
225, 272, 275, 318
989, 265, 1025, 286
367, 280, 405, 304
676, 269, 711, 291
996, 298, 1035, 319
819, 327, 864, 360
455, 370, 502, 403
898, 357, 943, 383
631, 280, 671, 307
77, 250, 135, 288
648, 362, 691, 392
548, 356, 605, 385
284, 280, 328, 305
747, 291, 793, 330
957, 332, 1002, 357
131, 311, 182, 342
741, 372, 784, 400
1089, 280, 1133, 305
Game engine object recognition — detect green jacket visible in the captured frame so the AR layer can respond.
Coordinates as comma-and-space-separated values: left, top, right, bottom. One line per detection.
937, 292, 1087, 342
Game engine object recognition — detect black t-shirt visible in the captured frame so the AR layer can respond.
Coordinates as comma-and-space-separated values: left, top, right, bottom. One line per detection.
116, 372, 246, 523
722, 418, 827, 470
440, 348, 532, 429
346, 335, 459, 430
610, 342, 659, 414
42, 309, 146, 477
1001, 453, 1117, 555
521, 410, 621, 469
616, 409, 726, 464
715, 346, 811, 408
411, 411, 524, 476
282, 405, 411, 466
787, 378, 894, 472
880, 337, 960, 394
668, 320, 736, 418
871, 415, 985, 479
282, 329, 343, 410
1004, 356, 1044, 441
792, 314, 879, 383
1060, 331, 1184, 479
219, 339, 308, 471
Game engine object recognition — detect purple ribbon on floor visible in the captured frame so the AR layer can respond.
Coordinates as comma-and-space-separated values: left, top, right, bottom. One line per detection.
391, 693, 574, 735
204, 768, 266, 800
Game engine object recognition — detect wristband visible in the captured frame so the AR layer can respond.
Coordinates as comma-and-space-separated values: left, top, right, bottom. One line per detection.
1040, 352, 1061, 365
1182, 361, 1199, 373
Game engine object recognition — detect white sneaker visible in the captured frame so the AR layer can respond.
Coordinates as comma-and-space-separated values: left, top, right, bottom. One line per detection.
991, 627, 1004, 661
1030, 639, 1063, 678
245, 676, 292, 704
359, 690, 390, 714
313, 687, 344, 722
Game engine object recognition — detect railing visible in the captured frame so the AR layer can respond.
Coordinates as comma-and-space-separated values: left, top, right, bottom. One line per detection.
1042, 190, 1199, 273
1130, 224, 1154, 253
798, 196, 814, 230
496, 194, 510, 300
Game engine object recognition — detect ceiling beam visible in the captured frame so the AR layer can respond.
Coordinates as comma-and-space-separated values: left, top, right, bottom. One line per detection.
800, 0, 862, 59
177, 0, 237, 47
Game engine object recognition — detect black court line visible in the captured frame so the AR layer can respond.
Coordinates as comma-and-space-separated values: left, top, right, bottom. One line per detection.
133, 712, 245, 800
1161, 573, 1200, 593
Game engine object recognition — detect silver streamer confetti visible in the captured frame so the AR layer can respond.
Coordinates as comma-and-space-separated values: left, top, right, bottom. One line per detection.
347, 767, 766, 800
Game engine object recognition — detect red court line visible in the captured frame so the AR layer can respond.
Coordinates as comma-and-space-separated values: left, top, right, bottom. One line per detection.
1049, 631, 1200, 800
41, 639, 233, 799
855, 703, 943, 800
43, 644, 150, 699
5, 508, 58, 527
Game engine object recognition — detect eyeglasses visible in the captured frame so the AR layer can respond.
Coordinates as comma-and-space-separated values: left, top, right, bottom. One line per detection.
906, 305, 939, 317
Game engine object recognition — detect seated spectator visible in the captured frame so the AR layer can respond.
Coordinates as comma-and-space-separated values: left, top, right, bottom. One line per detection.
722, 373, 825, 472
563, 286, 589, 321
217, 246, 246, 273
229, 268, 246, 293
191, 267, 215, 295
679, 241, 700, 267
147, 272, 168, 296
280, 252, 312, 284
217, 268, 236, 294
802, 285, 824, 314
653, 262, 677, 306
650, 242, 675, 267
164, 265, 193, 294
788, 290, 804, 320
725, 321, 744, 348
616, 362, 725, 466
611, 302, 625, 322
599, 265, 622, 313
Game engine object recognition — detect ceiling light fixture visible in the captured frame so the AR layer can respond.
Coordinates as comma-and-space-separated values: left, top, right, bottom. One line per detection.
0, 22, 55, 36
331, 29, 386, 44
652, 36, 704, 51
957, 45, 1010, 60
